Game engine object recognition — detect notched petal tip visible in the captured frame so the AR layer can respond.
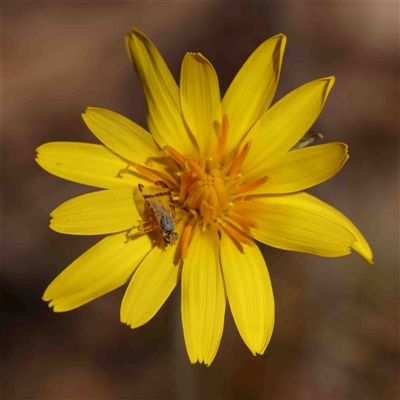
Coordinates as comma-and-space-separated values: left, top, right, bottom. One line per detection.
43, 289, 57, 306
264, 32, 287, 45
48, 219, 71, 235
272, 33, 287, 48
35, 144, 45, 154
83, 106, 103, 115
187, 357, 213, 367
317, 75, 335, 84
49, 302, 63, 313
81, 107, 108, 126
351, 239, 374, 265
183, 52, 215, 71
119, 310, 129, 325
81, 107, 106, 119
42, 292, 51, 302
330, 142, 350, 170
125, 28, 151, 65
44, 297, 67, 313
121, 320, 135, 329
341, 143, 350, 166
120, 310, 147, 330
322, 75, 335, 92
126, 27, 150, 43
81, 112, 91, 126
186, 52, 209, 64
310, 76, 336, 104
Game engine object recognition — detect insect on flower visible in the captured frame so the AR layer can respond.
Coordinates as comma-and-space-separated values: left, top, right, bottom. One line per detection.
138, 181, 179, 245
36, 27, 373, 366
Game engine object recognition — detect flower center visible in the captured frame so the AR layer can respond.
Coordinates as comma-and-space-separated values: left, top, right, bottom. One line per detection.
185, 170, 228, 224
134, 114, 268, 256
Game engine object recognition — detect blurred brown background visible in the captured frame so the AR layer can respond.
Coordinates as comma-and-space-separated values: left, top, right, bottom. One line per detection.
2, 2, 399, 399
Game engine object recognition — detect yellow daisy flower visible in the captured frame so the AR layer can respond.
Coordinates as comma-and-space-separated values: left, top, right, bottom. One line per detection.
36, 28, 373, 366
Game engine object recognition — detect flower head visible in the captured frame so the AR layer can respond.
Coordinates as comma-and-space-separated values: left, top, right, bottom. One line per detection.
36, 28, 373, 366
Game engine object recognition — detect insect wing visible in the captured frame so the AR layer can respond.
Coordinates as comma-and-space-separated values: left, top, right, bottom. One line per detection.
138, 181, 175, 228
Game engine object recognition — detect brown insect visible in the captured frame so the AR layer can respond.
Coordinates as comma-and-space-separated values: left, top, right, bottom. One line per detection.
138, 181, 179, 245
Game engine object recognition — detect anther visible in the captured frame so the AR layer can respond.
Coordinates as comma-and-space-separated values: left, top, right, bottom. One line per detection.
229, 140, 252, 177
229, 211, 259, 228
234, 176, 269, 194
134, 164, 178, 189
164, 145, 185, 168
216, 114, 229, 164
222, 223, 254, 246
181, 211, 198, 259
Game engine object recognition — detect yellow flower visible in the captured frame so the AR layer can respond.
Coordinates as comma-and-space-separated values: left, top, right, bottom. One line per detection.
36, 28, 373, 366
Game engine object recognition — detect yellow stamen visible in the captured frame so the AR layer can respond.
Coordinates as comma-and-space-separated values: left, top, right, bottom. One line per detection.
186, 158, 203, 174
205, 187, 219, 224
201, 156, 213, 171
164, 145, 203, 174
222, 223, 254, 246
210, 168, 222, 177
183, 161, 191, 173
181, 212, 198, 259
216, 114, 229, 164
199, 188, 211, 215
188, 179, 205, 194
135, 164, 177, 189
186, 185, 206, 210
230, 211, 259, 228
202, 200, 214, 210
164, 145, 185, 168
213, 175, 228, 205
202, 187, 216, 224
179, 170, 196, 204
229, 140, 251, 177
208, 186, 219, 210
225, 174, 243, 191
234, 176, 269, 194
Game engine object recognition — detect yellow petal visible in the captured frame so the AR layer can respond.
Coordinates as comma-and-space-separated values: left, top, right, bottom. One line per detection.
222, 34, 286, 154
220, 231, 274, 355
126, 28, 195, 158
121, 221, 185, 328
36, 142, 151, 189
235, 197, 356, 257
43, 232, 153, 311
241, 77, 335, 179
248, 143, 349, 194
180, 53, 221, 159
82, 108, 165, 169
50, 188, 140, 235
181, 224, 226, 366
253, 192, 373, 263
